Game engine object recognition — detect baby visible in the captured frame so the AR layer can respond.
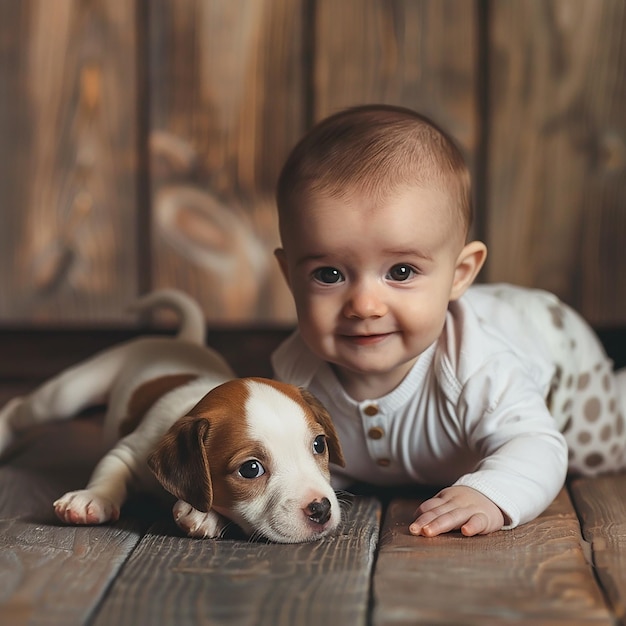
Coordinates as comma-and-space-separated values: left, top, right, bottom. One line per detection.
271, 104, 626, 537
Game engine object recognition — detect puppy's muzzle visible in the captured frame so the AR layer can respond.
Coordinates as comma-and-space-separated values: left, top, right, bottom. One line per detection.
306, 497, 332, 525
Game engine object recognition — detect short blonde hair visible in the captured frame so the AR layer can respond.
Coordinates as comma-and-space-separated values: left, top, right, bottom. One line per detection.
277, 104, 472, 239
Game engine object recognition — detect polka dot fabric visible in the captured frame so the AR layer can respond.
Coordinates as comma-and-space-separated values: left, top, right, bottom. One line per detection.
490, 288, 626, 476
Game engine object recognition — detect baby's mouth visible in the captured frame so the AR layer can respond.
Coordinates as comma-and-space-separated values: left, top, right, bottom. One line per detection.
341, 332, 393, 346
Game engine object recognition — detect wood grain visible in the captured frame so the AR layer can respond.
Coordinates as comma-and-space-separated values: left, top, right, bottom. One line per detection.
486, 0, 626, 325
0, 415, 149, 626
0, 0, 140, 324
373, 489, 611, 625
314, 0, 478, 168
0, 516, 147, 626
569, 475, 626, 624
148, 0, 304, 323
91, 497, 381, 626
3, 327, 626, 624
0, 2, 624, 327
0, 327, 292, 381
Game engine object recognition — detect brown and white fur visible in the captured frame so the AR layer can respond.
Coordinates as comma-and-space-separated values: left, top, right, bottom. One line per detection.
0, 290, 345, 543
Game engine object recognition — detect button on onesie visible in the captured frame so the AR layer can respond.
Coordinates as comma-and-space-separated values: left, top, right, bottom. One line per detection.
360, 402, 393, 469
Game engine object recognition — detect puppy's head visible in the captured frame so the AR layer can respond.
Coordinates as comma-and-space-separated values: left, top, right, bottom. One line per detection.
148, 377, 345, 543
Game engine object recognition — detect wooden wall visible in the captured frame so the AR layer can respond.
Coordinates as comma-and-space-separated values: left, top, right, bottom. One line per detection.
0, 0, 624, 327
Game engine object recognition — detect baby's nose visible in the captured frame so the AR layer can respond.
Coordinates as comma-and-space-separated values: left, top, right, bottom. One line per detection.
344, 282, 387, 319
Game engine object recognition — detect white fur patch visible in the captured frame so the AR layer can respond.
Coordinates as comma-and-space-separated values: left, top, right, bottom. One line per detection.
245, 380, 313, 456
228, 379, 340, 543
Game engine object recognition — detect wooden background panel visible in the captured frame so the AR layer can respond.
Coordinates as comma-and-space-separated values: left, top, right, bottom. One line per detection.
314, 0, 478, 169
486, 0, 626, 326
576, 2, 626, 327
0, 1, 624, 327
148, 0, 303, 323
0, 0, 139, 324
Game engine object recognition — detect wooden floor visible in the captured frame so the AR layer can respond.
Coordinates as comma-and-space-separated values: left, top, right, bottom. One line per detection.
1, 328, 626, 625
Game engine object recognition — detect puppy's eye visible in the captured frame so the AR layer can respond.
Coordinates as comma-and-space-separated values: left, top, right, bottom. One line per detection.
313, 435, 327, 455
238, 460, 265, 479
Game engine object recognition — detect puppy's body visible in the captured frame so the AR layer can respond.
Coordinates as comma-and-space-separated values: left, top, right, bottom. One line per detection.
0, 290, 344, 543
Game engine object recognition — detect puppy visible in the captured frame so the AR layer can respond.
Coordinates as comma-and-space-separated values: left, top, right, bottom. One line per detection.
0, 290, 345, 543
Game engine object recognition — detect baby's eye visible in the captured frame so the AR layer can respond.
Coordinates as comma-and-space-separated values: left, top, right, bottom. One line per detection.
386, 264, 416, 282
313, 267, 344, 284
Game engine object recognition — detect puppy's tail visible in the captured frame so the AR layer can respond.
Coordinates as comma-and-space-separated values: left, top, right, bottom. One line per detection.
129, 289, 206, 345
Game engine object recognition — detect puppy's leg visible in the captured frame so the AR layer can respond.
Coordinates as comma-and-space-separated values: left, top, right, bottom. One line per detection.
54, 434, 145, 525
173, 500, 230, 539
0, 398, 25, 454
0, 344, 128, 456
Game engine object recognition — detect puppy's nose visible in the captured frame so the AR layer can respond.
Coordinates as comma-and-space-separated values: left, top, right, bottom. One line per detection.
305, 497, 331, 525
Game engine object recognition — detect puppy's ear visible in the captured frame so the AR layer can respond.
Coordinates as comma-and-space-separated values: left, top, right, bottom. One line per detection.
147, 416, 213, 512
298, 388, 346, 467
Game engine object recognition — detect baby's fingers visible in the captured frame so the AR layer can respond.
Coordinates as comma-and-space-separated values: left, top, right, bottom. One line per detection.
461, 511, 505, 536
410, 487, 505, 537
460, 512, 490, 537
409, 507, 469, 537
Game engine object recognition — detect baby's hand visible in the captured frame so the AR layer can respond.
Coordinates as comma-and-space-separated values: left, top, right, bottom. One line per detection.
409, 486, 504, 537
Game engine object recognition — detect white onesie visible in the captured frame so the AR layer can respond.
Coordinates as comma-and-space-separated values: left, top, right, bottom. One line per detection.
272, 284, 626, 529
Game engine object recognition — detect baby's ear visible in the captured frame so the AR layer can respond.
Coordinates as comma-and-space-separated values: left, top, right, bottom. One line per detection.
450, 241, 487, 301
274, 248, 291, 287
147, 416, 213, 512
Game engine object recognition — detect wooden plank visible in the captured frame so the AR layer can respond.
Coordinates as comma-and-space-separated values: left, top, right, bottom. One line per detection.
314, 0, 478, 168
486, 0, 626, 325
0, 517, 146, 626
91, 496, 381, 626
0, 327, 292, 381
569, 475, 626, 624
373, 488, 611, 625
0, 416, 149, 625
0, 0, 140, 324
148, 0, 304, 323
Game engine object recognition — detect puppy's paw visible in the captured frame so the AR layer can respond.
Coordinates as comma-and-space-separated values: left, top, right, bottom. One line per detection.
173, 499, 229, 539
0, 397, 23, 456
54, 490, 120, 525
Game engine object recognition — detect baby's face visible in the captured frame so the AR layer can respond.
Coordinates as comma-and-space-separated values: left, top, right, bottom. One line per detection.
276, 184, 467, 398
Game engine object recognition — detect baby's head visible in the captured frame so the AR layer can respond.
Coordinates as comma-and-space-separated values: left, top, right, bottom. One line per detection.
277, 104, 473, 247
274, 105, 486, 399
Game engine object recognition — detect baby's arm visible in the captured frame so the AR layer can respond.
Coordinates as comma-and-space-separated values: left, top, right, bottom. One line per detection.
408, 357, 568, 537
409, 486, 505, 537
